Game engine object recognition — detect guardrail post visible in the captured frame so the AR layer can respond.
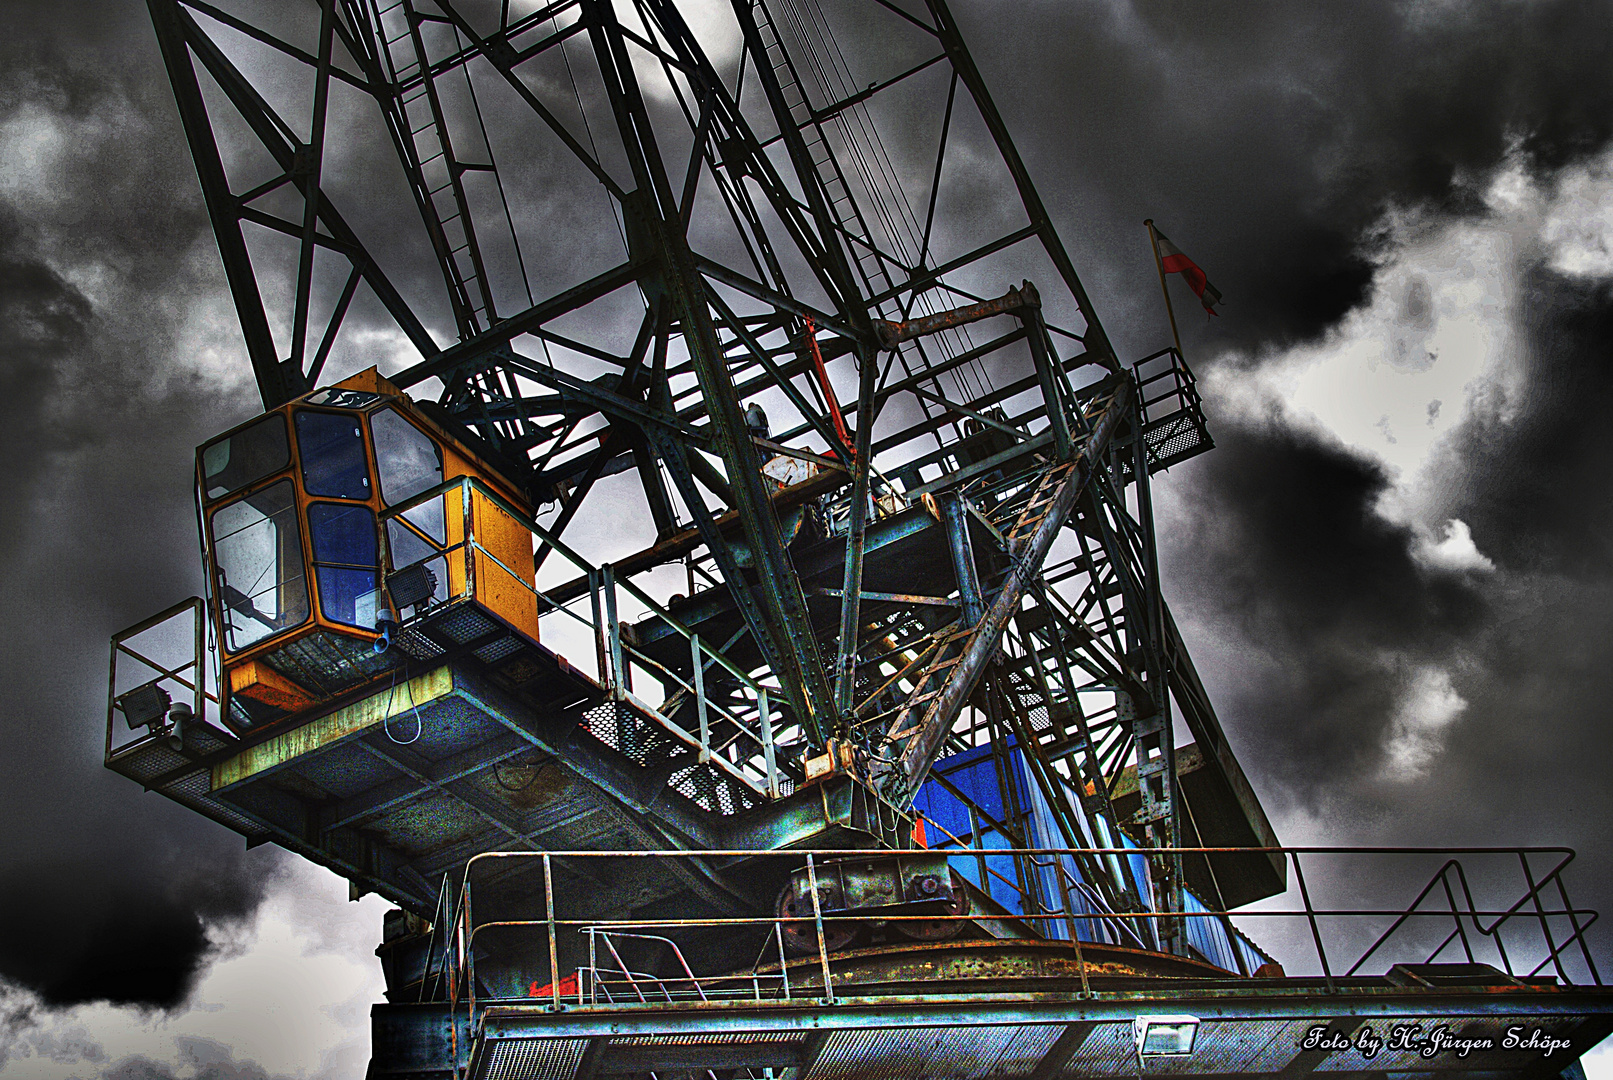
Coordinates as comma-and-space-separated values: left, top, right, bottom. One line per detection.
806, 854, 835, 1004
451, 907, 463, 1073
1291, 851, 1334, 993
588, 569, 609, 685
192, 596, 206, 723
586, 927, 598, 1005
544, 853, 561, 1008
759, 688, 779, 798
693, 634, 710, 763
776, 919, 791, 1000
461, 478, 476, 600
603, 564, 624, 699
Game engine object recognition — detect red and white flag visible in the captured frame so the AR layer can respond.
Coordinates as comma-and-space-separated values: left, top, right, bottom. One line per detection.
1154, 227, 1224, 316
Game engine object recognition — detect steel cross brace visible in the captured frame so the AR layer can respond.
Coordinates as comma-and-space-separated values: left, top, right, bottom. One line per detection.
886, 376, 1133, 801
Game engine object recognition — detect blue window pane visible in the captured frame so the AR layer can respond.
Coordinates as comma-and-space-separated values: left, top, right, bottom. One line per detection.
307, 502, 380, 629
296, 409, 371, 499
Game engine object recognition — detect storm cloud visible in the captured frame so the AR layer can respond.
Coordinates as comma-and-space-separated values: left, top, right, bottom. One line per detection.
3, 0, 1613, 1073
0, 0, 282, 1016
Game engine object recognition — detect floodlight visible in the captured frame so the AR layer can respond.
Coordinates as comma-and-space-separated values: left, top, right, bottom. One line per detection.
116, 681, 171, 729
387, 562, 437, 612
1134, 1015, 1199, 1058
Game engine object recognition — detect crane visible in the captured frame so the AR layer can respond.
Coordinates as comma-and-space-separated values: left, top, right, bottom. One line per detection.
101, 2, 1610, 1077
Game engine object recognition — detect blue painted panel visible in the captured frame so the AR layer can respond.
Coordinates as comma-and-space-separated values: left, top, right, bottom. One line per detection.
915, 741, 1274, 968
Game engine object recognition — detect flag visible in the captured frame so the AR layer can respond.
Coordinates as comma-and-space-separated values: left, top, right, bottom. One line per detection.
1154, 227, 1224, 316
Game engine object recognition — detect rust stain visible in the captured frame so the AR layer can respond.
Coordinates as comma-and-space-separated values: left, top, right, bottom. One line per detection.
212, 666, 454, 790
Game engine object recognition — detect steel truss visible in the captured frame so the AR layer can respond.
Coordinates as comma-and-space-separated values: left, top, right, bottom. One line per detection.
148, 0, 1261, 949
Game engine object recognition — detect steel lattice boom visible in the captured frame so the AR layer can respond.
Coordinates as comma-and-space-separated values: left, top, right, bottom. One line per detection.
101, 7, 1613, 1077
135, 0, 1280, 955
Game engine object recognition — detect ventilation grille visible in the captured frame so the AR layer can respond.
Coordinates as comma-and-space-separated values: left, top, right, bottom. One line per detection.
435, 606, 498, 645
581, 702, 761, 816
108, 741, 189, 784
475, 636, 524, 665
474, 1037, 588, 1080
396, 626, 446, 660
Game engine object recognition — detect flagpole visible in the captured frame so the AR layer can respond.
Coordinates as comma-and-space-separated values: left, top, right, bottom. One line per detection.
1144, 219, 1186, 362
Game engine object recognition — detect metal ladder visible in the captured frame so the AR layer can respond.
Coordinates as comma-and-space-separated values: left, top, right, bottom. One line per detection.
367, 0, 497, 337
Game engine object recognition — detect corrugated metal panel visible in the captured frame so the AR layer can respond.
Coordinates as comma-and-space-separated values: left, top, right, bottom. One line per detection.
1157, 1020, 1289, 1076
806, 1028, 887, 1079
809, 1024, 1061, 1080
1061, 1021, 1136, 1076
474, 1036, 586, 1080
1062, 1019, 1306, 1077
1240, 1018, 1326, 1074
985, 1023, 1066, 1075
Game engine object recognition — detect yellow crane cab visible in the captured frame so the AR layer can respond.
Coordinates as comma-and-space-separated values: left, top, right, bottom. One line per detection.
199, 368, 539, 735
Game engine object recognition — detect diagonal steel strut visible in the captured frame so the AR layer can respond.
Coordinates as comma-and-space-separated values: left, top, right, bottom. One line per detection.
884, 375, 1134, 803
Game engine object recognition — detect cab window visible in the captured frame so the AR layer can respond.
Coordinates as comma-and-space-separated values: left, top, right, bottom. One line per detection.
210, 480, 309, 651
296, 409, 371, 500
201, 414, 289, 501
373, 407, 446, 546
371, 408, 441, 504
307, 503, 382, 630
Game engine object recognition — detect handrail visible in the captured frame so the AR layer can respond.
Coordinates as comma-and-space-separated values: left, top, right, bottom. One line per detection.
383, 474, 773, 695
106, 596, 219, 761
378, 473, 789, 798
1346, 850, 1599, 982
442, 843, 1602, 1037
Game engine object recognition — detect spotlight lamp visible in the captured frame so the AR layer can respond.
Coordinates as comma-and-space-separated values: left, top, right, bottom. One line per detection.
1134, 1015, 1200, 1059
115, 680, 172, 730
387, 562, 438, 613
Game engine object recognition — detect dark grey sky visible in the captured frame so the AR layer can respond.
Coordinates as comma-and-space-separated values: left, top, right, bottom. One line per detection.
3, 0, 1613, 1076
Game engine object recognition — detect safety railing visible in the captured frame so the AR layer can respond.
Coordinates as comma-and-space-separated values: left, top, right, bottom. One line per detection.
1130, 346, 1213, 473
105, 596, 224, 764
574, 928, 802, 1005
378, 474, 794, 803
423, 844, 1601, 1043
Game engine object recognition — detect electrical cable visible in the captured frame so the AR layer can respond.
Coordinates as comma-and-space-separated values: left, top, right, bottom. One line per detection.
381, 665, 424, 745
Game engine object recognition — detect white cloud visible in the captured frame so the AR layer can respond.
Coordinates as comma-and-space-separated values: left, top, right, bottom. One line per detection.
1540, 154, 1613, 280
1582, 1034, 1613, 1080
1204, 201, 1526, 532
1382, 665, 1468, 781
1412, 518, 1495, 575
1207, 146, 1613, 545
